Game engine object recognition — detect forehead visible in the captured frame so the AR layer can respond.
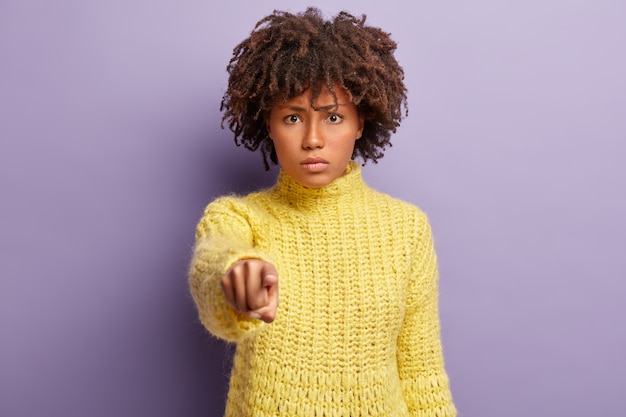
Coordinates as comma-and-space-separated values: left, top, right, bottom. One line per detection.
278, 85, 352, 108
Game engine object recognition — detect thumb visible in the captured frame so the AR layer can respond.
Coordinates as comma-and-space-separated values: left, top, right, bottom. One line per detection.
261, 262, 278, 288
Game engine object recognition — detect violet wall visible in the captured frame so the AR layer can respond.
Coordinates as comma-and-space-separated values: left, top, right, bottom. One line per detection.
1, 1, 625, 416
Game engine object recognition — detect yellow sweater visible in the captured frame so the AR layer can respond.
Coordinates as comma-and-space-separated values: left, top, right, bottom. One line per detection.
189, 162, 456, 417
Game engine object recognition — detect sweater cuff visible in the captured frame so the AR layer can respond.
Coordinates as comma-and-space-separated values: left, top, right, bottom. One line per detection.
189, 240, 272, 342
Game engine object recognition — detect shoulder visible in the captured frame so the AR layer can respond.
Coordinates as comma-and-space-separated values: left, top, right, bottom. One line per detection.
363, 188, 436, 247
194, 190, 275, 241
366, 186, 429, 222
203, 189, 272, 216
197, 190, 275, 230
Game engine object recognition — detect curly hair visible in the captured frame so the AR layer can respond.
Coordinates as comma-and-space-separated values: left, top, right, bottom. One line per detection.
220, 7, 408, 169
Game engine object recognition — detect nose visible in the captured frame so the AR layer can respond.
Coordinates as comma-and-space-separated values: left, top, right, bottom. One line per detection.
302, 121, 324, 150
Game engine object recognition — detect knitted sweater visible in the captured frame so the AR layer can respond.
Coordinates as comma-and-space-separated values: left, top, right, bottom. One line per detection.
189, 162, 456, 417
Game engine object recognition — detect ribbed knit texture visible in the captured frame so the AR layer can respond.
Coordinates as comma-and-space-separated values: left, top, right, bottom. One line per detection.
189, 162, 456, 417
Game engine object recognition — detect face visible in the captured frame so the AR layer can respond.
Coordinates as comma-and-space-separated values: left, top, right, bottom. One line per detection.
266, 86, 364, 188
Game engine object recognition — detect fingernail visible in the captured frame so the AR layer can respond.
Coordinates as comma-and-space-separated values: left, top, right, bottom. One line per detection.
248, 312, 261, 320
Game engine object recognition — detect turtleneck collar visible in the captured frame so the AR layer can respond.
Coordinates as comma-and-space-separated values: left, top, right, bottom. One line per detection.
270, 161, 366, 209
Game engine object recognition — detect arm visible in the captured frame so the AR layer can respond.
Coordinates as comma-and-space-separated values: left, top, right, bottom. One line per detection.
188, 197, 275, 342
397, 213, 457, 417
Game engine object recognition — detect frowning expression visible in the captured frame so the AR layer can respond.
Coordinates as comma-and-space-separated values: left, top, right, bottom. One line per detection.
267, 86, 364, 188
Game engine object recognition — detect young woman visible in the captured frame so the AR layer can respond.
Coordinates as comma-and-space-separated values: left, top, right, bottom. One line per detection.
189, 7, 457, 417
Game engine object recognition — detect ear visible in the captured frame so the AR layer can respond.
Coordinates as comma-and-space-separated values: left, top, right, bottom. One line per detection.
266, 119, 272, 140
355, 115, 365, 140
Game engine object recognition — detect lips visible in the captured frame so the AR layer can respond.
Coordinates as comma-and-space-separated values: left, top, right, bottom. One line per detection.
300, 157, 329, 172
301, 157, 328, 165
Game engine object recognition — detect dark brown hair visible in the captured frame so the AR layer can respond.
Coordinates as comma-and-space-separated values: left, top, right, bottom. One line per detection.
220, 7, 408, 169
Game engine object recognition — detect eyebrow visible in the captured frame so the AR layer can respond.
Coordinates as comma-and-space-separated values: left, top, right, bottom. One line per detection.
279, 103, 345, 112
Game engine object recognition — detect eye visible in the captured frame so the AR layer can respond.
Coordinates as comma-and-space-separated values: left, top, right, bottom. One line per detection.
327, 114, 343, 123
284, 114, 301, 124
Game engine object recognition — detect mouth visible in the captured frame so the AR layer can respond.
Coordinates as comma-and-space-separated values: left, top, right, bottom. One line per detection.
300, 157, 329, 172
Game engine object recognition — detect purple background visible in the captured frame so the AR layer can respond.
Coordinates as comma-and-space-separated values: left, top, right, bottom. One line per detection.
1, 1, 625, 416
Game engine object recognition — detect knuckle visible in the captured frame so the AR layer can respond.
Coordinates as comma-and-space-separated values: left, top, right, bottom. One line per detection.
231, 262, 244, 274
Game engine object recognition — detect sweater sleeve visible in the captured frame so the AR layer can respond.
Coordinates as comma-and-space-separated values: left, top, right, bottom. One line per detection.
188, 197, 272, 343
397, 212, 457, 417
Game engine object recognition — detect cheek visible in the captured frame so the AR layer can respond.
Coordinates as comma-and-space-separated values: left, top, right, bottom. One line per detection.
271, 137, 294, 158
